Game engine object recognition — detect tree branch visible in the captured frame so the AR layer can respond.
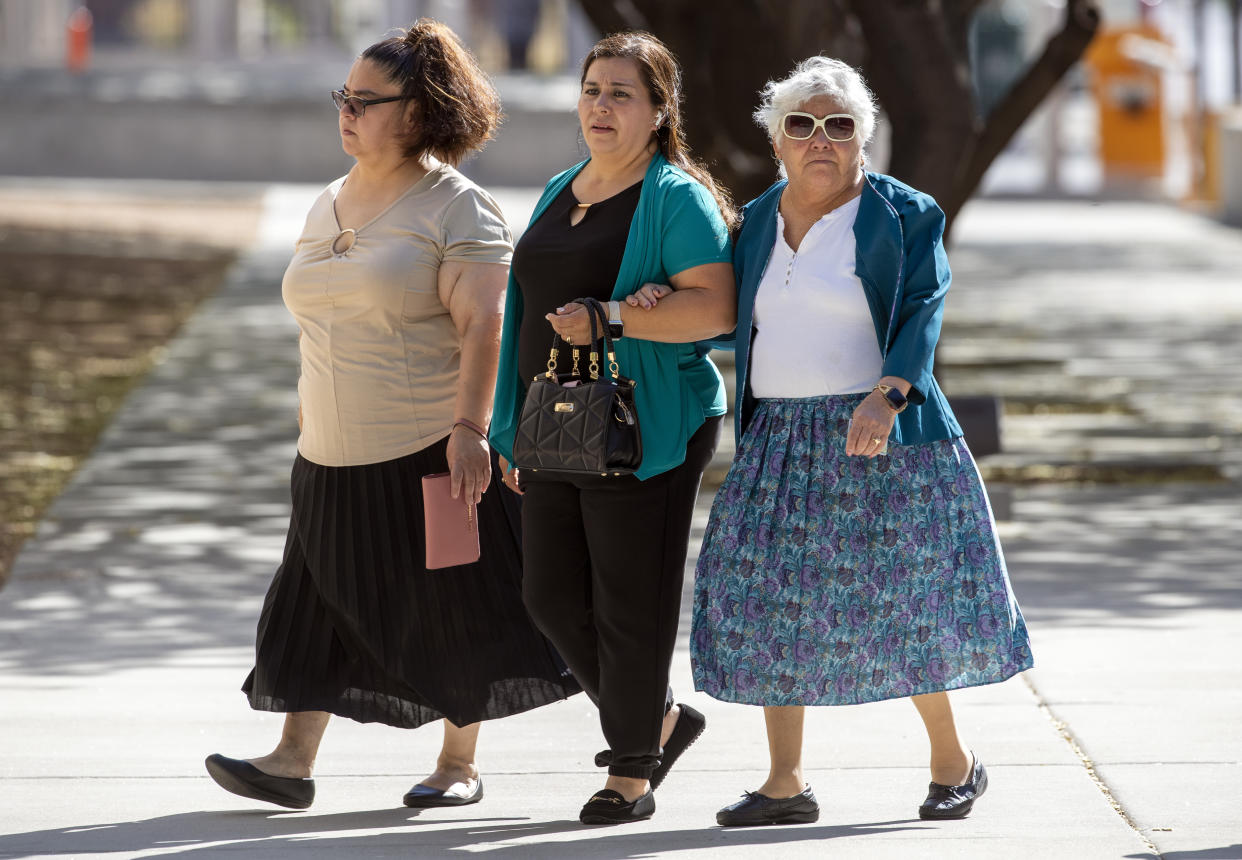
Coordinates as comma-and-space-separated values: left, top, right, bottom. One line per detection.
946, 0, 1101, 217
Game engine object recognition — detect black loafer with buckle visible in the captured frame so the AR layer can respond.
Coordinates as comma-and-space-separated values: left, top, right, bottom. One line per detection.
579, 788, 656, 825
716, 785, 820, 826
593, 703, 707, 791
403, 777, 484, 808
919, 754, 988, 820
204, 754, 315, 810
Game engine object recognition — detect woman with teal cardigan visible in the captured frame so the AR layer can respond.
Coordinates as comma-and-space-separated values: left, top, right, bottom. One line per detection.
489, 32, 736, 825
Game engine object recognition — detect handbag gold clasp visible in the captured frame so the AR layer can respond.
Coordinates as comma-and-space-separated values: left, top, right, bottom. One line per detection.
554, 402, 575, 413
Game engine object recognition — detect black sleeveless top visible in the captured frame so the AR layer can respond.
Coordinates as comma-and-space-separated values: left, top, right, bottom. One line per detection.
512, 179, 642, 385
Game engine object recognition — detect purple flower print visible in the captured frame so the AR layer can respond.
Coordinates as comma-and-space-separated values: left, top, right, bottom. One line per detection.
890, 491, 910, 514
927, 590, 943, 612
799, 565, 820, 589
778, 673, 797, 694
849, 531, 868, 553
966, 541, 990, 565
743, 596, 765, 622
834, 640, 851, 658
955, 472, 973, 493
871, 668, 886, 686
837, 568, 856, 588
834, 674, 857, 697
905, 664, 926, 685
961, 580, 978, 599
806, 491, 824, 515
940, 633, 961, 652
927, 657, 949, 683
971, 651, 990, 671
882, 527, 899, 547
726, 630, 745, 651
883, 633, 902, 655
977, 612, 999, 637
917, 625, 932, 643
794, 638, 817, 664
846, 605, 868, 628
784, 601, 802, 621
734, 668, 756, 693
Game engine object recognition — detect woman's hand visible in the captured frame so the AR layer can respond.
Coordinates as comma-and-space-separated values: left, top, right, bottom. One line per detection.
498, 454, 522, 495
845, 391, 898, 458
626, 283, 673, 310
545, 301, 596, 345
447, 425, 492, 505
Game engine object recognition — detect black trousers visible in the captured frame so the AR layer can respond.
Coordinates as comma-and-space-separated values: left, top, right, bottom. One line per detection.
520, 416, 722, 779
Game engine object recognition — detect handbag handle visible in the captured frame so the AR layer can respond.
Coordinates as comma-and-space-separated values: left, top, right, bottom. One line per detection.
543, 297, 617, 381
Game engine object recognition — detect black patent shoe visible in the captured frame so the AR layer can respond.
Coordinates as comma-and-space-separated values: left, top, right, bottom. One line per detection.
579, 788, 656, 825
204, 754, 315, 810
403, 776, 483, 808
716, 785, 820, 826
919, 754, 988, 820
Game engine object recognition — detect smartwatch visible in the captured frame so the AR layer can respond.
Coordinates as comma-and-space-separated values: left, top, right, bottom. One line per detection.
607, 300, 624, 339
873, 383, 908, 413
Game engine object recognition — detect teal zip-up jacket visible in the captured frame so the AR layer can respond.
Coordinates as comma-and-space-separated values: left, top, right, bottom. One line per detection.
717, 172, 963, 444
491, 153, 732, 479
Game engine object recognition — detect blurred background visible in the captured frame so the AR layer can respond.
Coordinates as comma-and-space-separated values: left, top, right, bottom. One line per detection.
0, 0, 1238, 199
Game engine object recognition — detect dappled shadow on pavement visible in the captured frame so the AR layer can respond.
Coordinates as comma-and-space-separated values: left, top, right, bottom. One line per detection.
0, 807, 925, 859
1003, 483, 1242, 627
0, 249, 301, 677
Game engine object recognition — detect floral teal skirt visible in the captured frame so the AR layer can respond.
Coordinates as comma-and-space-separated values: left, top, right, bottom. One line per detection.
691, 395, 1033, 706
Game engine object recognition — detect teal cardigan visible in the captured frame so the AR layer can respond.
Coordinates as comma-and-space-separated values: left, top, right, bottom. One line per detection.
717, 172, 963, 444
491, 153, 732, 480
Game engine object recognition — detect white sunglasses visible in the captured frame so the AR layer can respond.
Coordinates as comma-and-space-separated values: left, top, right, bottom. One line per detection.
781, 112, 857, 142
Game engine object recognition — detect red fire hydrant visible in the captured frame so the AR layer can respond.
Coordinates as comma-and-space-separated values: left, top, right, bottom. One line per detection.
66, 6, 93, 74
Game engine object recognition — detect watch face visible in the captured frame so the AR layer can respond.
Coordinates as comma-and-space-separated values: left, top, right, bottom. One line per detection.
885, 388, 907, 407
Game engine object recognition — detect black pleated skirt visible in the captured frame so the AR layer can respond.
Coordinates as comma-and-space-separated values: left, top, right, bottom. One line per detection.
242, 438, 581, 729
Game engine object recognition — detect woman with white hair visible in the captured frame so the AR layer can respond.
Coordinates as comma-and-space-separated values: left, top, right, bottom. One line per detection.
669, 56, 1033, 826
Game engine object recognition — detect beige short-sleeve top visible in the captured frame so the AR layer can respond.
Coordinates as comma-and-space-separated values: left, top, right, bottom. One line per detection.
281, 162, 513, 467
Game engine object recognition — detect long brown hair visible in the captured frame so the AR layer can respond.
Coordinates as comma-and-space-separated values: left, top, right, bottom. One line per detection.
581, 32, 737, 229
362, 19, 502, 166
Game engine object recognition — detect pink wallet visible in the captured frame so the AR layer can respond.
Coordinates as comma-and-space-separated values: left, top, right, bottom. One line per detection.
421, 473, 481, 570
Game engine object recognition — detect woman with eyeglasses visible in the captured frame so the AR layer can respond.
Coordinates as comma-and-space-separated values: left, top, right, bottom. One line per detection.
488, 31, 736, 825
204, 19, 578, 812
666, 57, 1034, 826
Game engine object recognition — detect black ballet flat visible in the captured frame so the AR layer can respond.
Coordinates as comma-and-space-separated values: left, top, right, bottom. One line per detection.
716, 785, 820, 826
919, 754, 988, 820
403, 777, 483, 808
579, 788, 656, 825
592, 703, 708, 791
204, 754, 315, 810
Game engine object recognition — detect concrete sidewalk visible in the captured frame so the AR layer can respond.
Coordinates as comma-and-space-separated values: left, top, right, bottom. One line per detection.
0, 185, 1239, 859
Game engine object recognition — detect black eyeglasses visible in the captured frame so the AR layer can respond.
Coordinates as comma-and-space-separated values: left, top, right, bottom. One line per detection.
331, 89, 407, 118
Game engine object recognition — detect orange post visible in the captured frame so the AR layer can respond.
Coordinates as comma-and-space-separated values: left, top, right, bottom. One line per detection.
1084, 23, 1171, 182
66, 6, 93, 74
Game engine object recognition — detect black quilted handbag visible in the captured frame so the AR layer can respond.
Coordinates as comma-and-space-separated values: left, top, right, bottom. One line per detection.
513, 297, 642, 477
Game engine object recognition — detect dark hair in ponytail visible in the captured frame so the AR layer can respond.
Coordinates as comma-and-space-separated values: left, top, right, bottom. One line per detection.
361, 18, 502, 166
581, 32, 737, 229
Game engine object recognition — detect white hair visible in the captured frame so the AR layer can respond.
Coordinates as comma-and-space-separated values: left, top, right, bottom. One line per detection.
753, 56, 878, 153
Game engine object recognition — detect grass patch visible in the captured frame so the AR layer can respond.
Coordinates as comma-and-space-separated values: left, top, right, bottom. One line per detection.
0, 227, 236, 588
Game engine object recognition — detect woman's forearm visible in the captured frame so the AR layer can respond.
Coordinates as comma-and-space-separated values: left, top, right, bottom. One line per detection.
455, 313, 502, 427
617, 287, 736, 343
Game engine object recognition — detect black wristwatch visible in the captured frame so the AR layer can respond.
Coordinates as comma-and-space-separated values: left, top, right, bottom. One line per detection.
873, 383, 908, 413
606, 300, 624, 339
